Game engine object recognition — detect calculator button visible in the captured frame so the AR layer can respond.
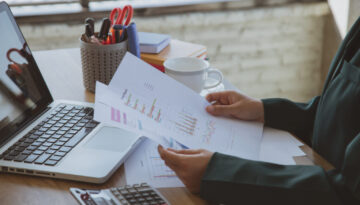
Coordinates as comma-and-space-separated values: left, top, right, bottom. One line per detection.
141, 192, 149, 197
120, 199, 128, 204
137, 187, 152, 192
125, 194, 134, 200
120, 189, 129, 195
128, 188, 137, 193
137, 197, 145, 202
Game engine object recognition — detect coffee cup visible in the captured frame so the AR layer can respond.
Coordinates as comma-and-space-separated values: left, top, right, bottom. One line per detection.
164, 57, 223, 93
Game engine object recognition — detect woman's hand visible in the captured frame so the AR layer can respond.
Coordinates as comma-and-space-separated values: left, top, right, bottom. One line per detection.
206, 91, 264, 122
158, 145, 214, 193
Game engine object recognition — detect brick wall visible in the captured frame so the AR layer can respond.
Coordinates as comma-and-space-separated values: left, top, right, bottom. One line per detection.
19, 2, 330, 102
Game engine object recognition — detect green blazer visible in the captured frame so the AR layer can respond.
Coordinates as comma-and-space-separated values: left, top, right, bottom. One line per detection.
200, 18, 360, 205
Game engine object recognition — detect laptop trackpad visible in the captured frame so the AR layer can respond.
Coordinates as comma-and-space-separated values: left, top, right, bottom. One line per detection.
84, 126, 137, 152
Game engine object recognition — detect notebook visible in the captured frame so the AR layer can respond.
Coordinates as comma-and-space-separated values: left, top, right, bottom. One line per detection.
138, 32, 171, 54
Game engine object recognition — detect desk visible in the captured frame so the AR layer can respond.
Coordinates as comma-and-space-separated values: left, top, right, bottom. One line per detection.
0, 48, 334, 205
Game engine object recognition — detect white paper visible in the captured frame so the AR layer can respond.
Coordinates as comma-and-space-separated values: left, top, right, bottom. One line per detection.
259, 127, 306, 165
290, 136, 304, 146
95, 82, 168, 145
125, 139, 185, 188
98, 52, 264, 160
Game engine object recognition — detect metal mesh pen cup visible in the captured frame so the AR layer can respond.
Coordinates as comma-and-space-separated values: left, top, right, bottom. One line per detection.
80, 36, 127, 92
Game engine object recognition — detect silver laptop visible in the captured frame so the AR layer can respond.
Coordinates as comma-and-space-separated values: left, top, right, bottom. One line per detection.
0, 2, 144, 183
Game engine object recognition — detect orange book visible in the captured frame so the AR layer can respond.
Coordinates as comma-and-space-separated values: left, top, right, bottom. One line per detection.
141, 39, 207, 72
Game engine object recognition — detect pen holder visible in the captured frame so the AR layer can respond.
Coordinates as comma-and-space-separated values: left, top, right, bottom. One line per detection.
80, 35, 128, 93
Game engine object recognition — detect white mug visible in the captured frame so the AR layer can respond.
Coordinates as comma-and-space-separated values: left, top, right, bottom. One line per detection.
164, 57, 223, 93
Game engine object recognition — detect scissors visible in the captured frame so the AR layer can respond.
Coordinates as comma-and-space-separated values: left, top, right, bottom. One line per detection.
109, 5, 133, 26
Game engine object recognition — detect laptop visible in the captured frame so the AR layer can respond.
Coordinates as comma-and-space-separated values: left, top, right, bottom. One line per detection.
0, 2, 144, 183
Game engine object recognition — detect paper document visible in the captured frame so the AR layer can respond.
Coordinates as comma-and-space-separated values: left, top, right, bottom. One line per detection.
95, 52, 264, 160
259, 127, 305, 165
125, 139, 185, 188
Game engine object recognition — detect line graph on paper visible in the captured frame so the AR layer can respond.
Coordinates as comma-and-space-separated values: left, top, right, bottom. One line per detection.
146, 147, 178, 180
202, 119, 216, 144
124, 139, 184, 188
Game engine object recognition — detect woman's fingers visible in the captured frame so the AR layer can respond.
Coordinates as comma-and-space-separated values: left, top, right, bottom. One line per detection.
206, 104, 237, 116
167, 148, 202, 155
158, 145, 184, 168
206, 91, 229, 104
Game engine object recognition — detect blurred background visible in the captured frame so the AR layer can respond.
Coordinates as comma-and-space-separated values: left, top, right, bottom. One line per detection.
6, 0, 359, 102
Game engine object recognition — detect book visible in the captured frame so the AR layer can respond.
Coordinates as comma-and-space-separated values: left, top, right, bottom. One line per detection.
138, 32, 171, 54
141, 39, 207, 72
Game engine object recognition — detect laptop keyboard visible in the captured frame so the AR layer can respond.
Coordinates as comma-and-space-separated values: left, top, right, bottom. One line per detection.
0, 104, 99, 166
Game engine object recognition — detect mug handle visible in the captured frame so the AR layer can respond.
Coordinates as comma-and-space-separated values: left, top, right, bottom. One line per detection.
204, 68, 223, 89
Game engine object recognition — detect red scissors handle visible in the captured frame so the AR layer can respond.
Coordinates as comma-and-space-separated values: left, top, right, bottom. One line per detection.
120, 5, 133, 26
110, 8, 121, 25
109, 5, 133, 26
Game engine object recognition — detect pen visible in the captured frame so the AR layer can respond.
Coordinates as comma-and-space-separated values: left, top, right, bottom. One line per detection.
115, 29, 120, 43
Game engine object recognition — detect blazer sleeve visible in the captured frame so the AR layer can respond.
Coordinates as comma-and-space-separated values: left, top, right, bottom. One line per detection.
261, 97, 320, 144
200, 132, 360, 205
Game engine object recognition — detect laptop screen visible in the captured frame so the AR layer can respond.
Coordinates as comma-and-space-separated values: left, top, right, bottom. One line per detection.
0, 3, 53, 146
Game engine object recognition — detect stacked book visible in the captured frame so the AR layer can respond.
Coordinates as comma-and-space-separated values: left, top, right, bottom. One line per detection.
139, 32, 207, 72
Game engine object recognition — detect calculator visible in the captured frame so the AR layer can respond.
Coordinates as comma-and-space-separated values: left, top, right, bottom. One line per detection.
70, 183, 170, 205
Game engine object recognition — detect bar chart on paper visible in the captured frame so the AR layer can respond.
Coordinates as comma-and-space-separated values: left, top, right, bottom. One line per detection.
125, 139, 185, 188
121, 89, 162, 123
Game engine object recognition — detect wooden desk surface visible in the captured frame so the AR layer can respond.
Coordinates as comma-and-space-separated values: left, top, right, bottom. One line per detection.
0, 48, 333, 205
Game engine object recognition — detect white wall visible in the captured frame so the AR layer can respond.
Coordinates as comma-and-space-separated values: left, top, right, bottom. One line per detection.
20, 2, 330, 102
328, 0, 360, 38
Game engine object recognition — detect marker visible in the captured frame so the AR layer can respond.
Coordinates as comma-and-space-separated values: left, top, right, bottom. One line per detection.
85, 23, 93, 38
98, 18, 111, 40
113, 24, 125, 43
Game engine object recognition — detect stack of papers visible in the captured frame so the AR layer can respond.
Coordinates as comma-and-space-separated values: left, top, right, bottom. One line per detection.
260, 127, 304, 165
94, 52, 305, 188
